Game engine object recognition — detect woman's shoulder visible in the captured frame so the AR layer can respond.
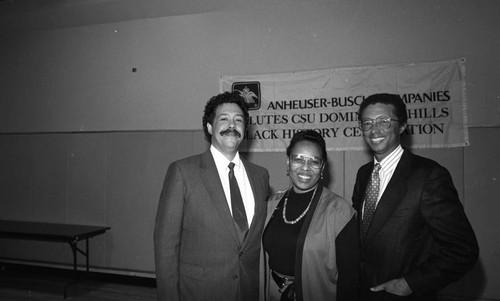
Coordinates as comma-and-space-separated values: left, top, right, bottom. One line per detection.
319, 186, 356, 216
268, 189, 287, 202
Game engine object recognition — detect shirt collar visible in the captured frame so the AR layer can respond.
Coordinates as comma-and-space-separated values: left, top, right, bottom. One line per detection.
374, 145, 403, 171
210, 145, 242, 170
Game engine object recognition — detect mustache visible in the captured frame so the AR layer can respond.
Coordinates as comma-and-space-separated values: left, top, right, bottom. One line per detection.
220, 128, 242, 138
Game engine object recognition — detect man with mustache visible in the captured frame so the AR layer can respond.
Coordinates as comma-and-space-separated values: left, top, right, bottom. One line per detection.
154, 91, 270, 301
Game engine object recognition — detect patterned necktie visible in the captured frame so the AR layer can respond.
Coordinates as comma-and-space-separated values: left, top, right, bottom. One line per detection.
361, 163, 381, 238
228, 162, 249, 233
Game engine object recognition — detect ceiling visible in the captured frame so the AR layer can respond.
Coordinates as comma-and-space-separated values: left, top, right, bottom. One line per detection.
0, 0, 298, 33
0, 0, 191, 33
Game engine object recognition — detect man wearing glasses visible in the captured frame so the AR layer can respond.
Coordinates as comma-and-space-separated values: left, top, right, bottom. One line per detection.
352, 93, 478, 301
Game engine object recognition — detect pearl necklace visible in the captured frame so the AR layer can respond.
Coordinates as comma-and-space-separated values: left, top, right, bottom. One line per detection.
282, 187, 317, 225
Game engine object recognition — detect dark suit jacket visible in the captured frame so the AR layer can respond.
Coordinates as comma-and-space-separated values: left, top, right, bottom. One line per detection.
154, 150, 270, 301
352, 150, 478, 301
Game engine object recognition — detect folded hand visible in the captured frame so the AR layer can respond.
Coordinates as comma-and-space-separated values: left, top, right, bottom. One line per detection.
370, 278, 412, 296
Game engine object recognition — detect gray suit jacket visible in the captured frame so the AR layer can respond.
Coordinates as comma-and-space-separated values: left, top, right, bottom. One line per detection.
154, 149, 269, 301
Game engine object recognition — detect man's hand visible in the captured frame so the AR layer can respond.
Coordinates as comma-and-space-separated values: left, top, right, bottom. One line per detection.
370, 278, 412, 296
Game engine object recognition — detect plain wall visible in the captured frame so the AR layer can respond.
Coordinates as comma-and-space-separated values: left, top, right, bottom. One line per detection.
0, 0, 499, 300
1, 0, 499, 131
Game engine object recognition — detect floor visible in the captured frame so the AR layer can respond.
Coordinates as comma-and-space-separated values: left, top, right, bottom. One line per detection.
0, 263, 474, 301
0, 263, 157, 301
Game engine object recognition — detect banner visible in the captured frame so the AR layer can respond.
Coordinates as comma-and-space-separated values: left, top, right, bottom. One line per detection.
220, 59, 468, 152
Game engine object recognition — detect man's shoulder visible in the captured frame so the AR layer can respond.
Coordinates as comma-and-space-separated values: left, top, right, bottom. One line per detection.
170, 151, 207, 169
241, 157, 269, 174
405, 151, 443, 170
398, 151, 453, 182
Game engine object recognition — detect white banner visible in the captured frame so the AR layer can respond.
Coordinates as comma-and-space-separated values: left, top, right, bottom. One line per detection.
220, 59, 468, 152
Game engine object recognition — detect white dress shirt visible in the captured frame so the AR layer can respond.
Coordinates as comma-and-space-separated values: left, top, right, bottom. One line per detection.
210, 145, 256, 225
363, 145, 404, 218
374, 145, 404, 205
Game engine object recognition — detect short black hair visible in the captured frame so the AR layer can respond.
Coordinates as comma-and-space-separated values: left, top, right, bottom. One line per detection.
286, 130, 327, 162
358, 93, 408, 124
202, 91, 249, 141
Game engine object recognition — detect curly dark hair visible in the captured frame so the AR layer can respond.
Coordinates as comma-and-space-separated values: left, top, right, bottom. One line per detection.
358, 93, 408, 124
202, 91, 250, 141
286, 130, 327, 162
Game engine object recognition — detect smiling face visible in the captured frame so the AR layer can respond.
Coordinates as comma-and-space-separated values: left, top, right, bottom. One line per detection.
361, 103, 406, 161
288, 140, 324, 193
207, 102, 245, 159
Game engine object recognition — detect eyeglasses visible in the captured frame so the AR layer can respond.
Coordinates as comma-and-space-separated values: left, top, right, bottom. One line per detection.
290, 154, 323, 169
359, 116, 399, 131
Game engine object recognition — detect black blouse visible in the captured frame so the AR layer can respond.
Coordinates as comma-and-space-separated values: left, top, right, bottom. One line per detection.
262, 188, 315, 276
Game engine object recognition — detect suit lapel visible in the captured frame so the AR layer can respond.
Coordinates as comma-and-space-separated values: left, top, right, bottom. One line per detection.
199, 150, 241, 246
356, 164, 372, 231
362, 151, 412, 249
240, 159, 265, 247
